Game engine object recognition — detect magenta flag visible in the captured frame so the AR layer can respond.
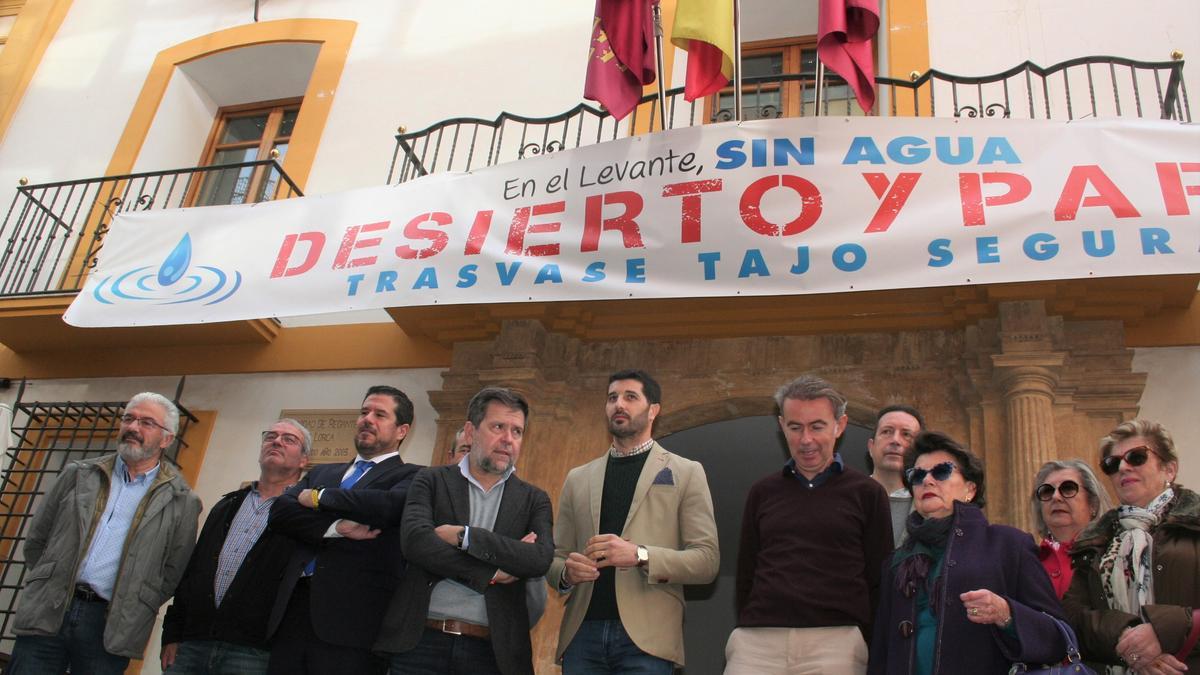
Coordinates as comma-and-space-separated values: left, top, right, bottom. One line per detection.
584, 0, 657, 121
817, 0, 880, 114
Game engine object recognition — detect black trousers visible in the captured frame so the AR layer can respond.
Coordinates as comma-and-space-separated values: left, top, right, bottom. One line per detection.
268, 578, 385, 675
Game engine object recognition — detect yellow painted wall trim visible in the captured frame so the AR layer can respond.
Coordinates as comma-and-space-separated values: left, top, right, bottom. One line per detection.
1127, 292, 1200, 348
59, 18, 358, 289
0, 0, 73, 146
104, 18, 357, 187
0, 322, 451, 378
886, 0, 930, 116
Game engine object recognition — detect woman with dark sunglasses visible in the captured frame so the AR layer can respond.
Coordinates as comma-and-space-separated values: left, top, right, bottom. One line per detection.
1030, 460, 1112, 598
1063, 419, 1200, 674
868, 431, 1070, 674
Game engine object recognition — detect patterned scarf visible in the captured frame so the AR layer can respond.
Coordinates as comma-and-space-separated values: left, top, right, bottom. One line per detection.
1098, 487, 1173, 675
893, 509, 955, 615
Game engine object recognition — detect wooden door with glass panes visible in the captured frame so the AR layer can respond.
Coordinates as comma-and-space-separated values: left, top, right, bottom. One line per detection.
192, 98, 300, 207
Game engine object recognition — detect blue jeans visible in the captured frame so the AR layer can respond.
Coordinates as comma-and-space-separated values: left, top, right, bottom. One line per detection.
166, 639, 270, 675
563, 620, 675, 675
387, 628, 502, 675
8, 598, 130, 675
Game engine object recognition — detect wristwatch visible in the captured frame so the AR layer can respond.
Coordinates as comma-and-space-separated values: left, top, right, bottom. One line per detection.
636, 544, 649, 568
456, 527, 466, 549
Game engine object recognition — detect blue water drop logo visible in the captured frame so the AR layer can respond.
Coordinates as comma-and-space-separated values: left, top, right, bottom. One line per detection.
157, 234, 192, 286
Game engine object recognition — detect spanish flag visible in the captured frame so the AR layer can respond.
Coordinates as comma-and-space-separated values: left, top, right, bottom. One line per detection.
672, 0, 735, 102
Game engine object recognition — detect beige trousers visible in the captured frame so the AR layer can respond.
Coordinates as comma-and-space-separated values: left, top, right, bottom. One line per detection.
723, 625, 868, 675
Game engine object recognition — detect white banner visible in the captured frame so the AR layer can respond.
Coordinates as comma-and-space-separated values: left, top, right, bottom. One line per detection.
65, 116, 1200, 327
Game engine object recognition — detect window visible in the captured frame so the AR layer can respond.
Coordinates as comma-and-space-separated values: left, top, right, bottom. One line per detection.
707, 37, 868, 122
193, 98, 300, 206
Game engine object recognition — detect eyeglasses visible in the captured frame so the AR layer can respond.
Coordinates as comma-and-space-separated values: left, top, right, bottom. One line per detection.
119, 414, 168, 433
1100, 445, 1156, 475
1035, 480, 1080, 501
262, 431, 303, 447
905, 461, 957, 486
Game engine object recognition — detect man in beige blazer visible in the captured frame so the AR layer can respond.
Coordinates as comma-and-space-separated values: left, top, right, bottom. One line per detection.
549, 369, 719, 673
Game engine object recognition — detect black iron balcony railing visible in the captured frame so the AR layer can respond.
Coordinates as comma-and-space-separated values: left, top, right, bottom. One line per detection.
0, 159, 301, 297
388, 55, 1190, 184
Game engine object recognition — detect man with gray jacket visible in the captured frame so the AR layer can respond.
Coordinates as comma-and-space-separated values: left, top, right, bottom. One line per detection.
9, 392, 202, 675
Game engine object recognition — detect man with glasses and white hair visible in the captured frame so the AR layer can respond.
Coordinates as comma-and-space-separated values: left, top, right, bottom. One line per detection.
159, 418, 313, 674
9, 392, 203, 675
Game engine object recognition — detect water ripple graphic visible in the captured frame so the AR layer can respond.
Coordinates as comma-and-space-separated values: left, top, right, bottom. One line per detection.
92, 234, 242, 307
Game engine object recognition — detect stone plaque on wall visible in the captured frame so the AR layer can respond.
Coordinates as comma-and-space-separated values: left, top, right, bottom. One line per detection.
281, 409, 359, 465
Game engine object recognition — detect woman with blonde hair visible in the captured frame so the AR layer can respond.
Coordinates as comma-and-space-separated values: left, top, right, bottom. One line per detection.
1064, 419, 1200, 673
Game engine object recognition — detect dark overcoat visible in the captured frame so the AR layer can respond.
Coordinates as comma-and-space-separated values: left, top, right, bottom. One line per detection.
868, 502, 1069, 674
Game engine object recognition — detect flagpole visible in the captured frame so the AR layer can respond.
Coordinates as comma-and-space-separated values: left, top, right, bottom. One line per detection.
652, 1, 668, 132
733, 0, 743, 122
815, 59, 825, 116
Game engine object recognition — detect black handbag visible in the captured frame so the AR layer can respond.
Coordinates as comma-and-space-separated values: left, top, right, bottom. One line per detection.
1009, 615, 1098, 675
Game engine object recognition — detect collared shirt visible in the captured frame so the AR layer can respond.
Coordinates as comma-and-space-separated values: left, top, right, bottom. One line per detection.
428, 456, 517, 625
322, 451, 400, 539
608, 437, 655, 458
340, 450, 399, 482
785, 452, 844, 489
1038, 537, 1074, 598
214, 483, 278, 606
888, 487, 914, 546
458, 454, 515, 549
77, 456, 160, 600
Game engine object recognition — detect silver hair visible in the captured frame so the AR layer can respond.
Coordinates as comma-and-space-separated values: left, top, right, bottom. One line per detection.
1030, 459, 1113, 538
274, 418, 313, 457
126, 392, 180, 435
774, 375, 847, 418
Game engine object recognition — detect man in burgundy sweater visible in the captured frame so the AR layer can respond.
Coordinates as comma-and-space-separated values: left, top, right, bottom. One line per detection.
726, 375, 894, 675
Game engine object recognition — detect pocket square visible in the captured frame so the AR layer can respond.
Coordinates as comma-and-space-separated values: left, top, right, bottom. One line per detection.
652, 467, 675, 486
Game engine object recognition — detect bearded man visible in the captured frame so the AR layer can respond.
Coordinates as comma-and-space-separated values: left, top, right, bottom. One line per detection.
9, 392, 202, 675
549, 369, 719, 674
266, 385, 422, 675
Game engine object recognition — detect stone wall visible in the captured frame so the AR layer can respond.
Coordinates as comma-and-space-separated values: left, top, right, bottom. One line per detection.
428, 299, 1144, 673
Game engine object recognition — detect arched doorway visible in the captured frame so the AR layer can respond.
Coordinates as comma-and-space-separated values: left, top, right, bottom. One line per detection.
658, 415, 872, 674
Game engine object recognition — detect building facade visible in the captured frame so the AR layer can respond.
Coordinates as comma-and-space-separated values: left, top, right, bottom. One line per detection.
0, 1, 1197, 672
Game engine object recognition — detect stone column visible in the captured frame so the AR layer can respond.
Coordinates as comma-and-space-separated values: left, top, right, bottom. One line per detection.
993, 359, 1063, 531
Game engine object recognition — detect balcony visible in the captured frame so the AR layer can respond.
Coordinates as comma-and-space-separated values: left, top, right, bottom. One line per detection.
388, 55, 1190, 183
381, 55, 1197, 345
0, 159, 300, 350
0, 56, 1192, 351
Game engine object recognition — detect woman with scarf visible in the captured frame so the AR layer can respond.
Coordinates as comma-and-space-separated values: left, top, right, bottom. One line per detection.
1063, 420, 1200, 674
1031, 459, 1112, 598
868, 431, 1069, 674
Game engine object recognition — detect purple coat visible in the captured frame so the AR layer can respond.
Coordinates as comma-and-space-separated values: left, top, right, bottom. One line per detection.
867, 503, 1069, 674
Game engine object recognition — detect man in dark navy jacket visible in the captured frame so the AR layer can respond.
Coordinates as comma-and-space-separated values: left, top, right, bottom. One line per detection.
267, 386, 423, 675
160, 418, 312, 674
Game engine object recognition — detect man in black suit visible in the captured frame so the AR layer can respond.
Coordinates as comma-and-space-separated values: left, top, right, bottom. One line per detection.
376, 387, 553, 675
266, 385, 422, 674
